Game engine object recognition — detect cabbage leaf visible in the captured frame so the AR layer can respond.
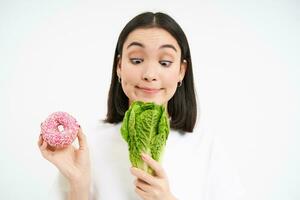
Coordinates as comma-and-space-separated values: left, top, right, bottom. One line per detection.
120, 101, 170, 175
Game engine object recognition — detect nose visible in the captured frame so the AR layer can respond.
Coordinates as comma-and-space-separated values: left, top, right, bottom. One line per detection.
142, 65, 158, 82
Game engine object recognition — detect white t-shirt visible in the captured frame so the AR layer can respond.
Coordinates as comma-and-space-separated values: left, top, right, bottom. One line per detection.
48, 121, 245, 200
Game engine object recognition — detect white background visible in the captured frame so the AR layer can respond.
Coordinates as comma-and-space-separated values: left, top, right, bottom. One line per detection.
0, 0, 299, 199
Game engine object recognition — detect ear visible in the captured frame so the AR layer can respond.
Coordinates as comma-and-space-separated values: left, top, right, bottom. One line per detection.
116, 55, 122, 77
179, 60, 187, 81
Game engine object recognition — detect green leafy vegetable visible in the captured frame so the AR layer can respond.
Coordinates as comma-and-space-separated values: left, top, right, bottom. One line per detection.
120, 101, 170, 175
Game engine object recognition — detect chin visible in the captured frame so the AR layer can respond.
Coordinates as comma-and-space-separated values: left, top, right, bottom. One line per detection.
130, 97, 164, 105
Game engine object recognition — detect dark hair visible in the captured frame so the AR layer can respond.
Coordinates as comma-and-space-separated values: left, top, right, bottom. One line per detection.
104, 12, 197, 133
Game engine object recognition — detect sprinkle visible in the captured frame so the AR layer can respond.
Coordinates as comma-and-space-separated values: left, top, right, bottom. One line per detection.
40, 111, 79, 148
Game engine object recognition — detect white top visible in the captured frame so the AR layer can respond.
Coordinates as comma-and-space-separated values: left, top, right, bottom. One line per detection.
48, 121, 245, 200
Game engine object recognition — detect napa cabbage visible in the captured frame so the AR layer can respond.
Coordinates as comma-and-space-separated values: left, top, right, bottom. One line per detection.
120, 101, 170, 175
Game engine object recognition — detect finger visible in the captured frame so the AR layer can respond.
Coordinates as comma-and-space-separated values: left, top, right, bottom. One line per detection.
38, 132, 56, 151
37, 134, 43, 147
135, 186, 149, 199
141, 153, 166, 178
130, 167, 156, 185
40, 139, 48, 151
38, 130, 46, 148
135, 178, 152, 192
37, 129, 44, 146
39, 139, 52, 159
77, 128, 87, 150
47, 143, 56, 152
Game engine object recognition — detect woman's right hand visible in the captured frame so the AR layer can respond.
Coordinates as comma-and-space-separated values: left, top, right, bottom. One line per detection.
37, 127, 91, 186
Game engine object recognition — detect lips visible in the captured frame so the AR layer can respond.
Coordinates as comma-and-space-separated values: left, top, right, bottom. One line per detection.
136, 86, 161, 94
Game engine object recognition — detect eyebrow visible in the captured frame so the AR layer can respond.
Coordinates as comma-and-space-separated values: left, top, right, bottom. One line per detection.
126, 41, 177, 52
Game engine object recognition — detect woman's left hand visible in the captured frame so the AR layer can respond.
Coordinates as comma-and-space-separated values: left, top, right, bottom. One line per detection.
130, 153, 177, 200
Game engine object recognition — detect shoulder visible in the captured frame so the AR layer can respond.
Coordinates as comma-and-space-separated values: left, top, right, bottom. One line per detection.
167, 122, 215, 153
163, 123, 216, 171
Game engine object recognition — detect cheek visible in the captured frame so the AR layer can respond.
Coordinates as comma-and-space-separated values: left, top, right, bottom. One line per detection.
120, 66, 140, 100
161, 71, 179, 101
163, 71, 179, 89
122, 66, 140, 85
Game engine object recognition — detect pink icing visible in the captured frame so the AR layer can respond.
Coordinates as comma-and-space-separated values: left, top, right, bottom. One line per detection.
41, 111, 80, 148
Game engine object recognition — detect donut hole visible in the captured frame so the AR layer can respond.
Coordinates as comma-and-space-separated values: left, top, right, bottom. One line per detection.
57, 124, 65, 133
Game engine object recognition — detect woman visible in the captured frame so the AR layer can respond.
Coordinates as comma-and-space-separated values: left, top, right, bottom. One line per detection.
38, 12, 245, 200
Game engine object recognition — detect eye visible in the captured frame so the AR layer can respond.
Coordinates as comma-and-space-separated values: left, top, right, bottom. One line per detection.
130, 58, 144, 65
159, 60, 173, 67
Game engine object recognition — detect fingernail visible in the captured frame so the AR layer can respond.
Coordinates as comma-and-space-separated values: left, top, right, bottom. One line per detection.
141, 153, 148, 160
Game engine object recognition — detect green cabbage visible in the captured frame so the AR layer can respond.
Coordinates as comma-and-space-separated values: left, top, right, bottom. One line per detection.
120, 101, 170, 175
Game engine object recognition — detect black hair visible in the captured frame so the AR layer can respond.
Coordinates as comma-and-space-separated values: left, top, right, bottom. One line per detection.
104, 12, 197, 133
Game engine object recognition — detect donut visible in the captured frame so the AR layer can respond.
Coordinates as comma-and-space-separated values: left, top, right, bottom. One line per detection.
41, 111, 80, 148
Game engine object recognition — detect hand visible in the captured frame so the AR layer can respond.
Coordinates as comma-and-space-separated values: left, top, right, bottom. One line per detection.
37, 126, 91, 186
130, 153, 177, 200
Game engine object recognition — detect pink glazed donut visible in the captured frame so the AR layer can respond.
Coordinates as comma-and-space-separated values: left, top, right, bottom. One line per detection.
41, 111, 80, 148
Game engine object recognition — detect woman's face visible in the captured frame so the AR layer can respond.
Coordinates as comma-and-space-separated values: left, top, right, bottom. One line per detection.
117, 28, 187, 106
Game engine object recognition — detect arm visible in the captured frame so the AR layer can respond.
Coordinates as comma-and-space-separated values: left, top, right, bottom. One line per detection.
38, 128, 92, 200
68, 180, 90, 200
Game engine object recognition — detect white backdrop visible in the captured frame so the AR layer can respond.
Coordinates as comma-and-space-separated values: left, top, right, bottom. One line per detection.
0, 0, 299, 199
